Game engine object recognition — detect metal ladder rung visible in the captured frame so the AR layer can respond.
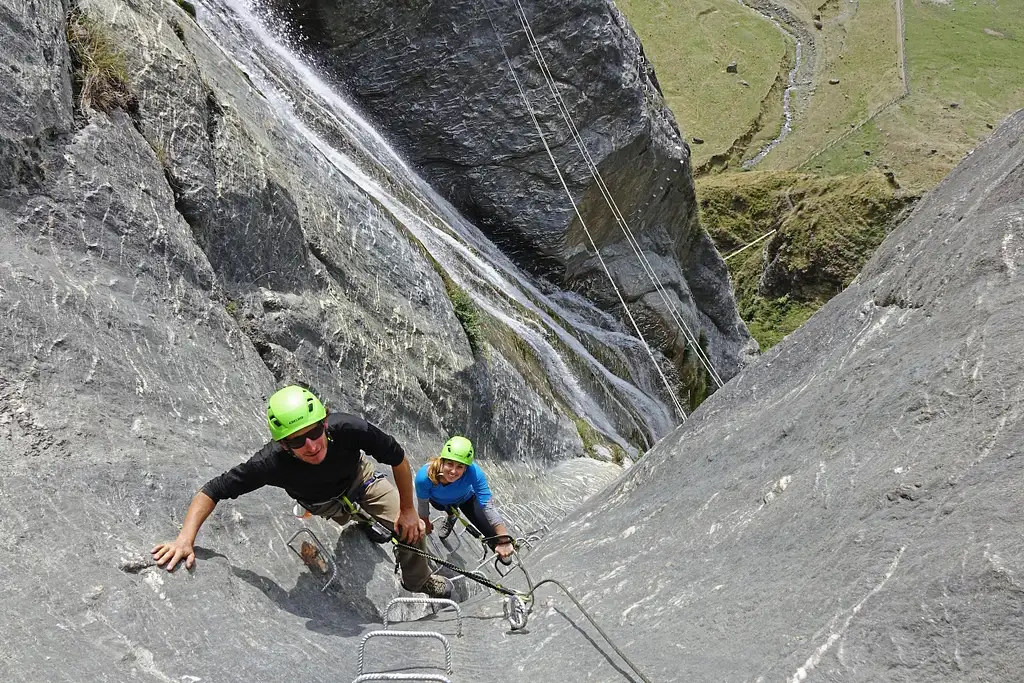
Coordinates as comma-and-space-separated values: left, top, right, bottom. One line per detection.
358, 630, 453, 676
383, 598, 463, 637
352, 675, 453, 682
285, 528, 337, 591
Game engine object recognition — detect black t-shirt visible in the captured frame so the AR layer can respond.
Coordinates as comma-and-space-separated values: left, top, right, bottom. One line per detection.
200, 412, 405, 504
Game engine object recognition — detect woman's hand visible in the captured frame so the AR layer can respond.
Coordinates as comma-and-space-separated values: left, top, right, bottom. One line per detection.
495, 540, 514, 561
421, 516, 433, 534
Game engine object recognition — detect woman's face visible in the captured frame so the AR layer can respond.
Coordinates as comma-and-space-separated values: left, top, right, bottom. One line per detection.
440, 459, 467, 484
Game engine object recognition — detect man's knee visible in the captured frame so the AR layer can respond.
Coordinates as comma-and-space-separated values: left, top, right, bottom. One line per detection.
362, 480, 401, 523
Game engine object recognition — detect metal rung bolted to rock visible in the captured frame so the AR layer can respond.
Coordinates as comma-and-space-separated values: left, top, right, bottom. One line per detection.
383, 597, 463, 637
351, 675, 453, 683
286, 527, 337, 591
358, 630, 453, 677
494, 550, 522, 578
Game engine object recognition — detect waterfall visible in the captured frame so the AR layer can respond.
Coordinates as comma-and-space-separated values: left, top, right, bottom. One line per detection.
195, 0, 680, 462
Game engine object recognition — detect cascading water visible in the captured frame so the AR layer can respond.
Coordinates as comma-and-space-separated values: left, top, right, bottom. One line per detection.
197, 0, 681, 450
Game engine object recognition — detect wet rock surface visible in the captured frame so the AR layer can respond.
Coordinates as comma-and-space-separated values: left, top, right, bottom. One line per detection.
266, 0, 758, 377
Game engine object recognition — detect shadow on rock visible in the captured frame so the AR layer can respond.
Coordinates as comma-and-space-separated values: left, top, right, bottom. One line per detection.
554, 607, 642, 683
194, 546, 228, 562
230, 527, 381, 637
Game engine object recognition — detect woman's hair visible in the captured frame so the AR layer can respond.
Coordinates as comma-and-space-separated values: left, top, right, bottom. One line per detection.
426, 457, 444, 485
427, 455, 470, 485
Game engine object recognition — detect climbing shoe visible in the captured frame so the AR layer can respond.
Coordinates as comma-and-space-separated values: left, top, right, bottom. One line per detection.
420, 574, 454, 600
437, 514, 458, 540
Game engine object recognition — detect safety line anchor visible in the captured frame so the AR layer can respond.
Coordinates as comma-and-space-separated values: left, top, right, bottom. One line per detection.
504, 594, 529, 631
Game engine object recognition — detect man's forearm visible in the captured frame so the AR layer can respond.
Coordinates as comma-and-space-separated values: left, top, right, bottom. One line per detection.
392, 460, 416, 512
178, 491, 217, 543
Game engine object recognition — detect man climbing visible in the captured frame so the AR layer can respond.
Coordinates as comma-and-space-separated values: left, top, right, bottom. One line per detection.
152, 385, 453, 599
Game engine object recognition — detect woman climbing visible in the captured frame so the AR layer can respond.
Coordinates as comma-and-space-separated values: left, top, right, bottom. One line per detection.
415, 436, 515, 564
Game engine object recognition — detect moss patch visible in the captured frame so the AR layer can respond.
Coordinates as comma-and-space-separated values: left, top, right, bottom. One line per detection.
446, 284, 482, 354
699, 169, 917, 350
677, 331, 711, 412
572, 416, 600, 455
66, 8, 134, 113
740, 295, 822, 350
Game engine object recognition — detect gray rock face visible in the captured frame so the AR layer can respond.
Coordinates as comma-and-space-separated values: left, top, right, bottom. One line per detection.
0, 0, 643, 678
456, 108, 1024, 681
11, 1, 1019, 682
0, 0, 74, 192
266, 0, 757, 380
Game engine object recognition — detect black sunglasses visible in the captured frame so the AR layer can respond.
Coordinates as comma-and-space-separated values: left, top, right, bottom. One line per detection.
282, 422, 325, 450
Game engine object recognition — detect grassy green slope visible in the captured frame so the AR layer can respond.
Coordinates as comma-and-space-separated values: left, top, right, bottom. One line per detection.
698, 171, 914, 349
616, 0, 788, 166
804, 0, 1024, 190
617, 0, 1023, 350
762, 0, 905, 170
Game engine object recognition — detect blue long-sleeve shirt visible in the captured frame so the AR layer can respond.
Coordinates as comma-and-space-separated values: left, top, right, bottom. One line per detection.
415, 462, 491, 508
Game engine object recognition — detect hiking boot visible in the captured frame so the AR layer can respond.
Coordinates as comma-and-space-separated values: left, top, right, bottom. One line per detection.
419, 574, 454, 600
437, 514, 458, 540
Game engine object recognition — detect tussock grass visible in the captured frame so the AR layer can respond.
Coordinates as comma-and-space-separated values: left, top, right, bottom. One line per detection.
174, 0, 197, 20
66, 8, 134, 113
446, 284, 483, 354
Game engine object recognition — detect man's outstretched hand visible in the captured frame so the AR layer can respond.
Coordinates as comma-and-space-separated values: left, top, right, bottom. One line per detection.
395, 508, 425, 544
152, 538, 196, 572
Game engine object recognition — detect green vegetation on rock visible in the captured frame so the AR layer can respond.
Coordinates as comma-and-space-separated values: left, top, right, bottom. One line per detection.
66, 8, 134, 113
174, 0, 197, 20
446, 284, 483, 355
699, 170, 916, 349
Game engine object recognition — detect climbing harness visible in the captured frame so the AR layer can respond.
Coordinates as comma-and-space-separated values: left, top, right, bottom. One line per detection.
337, 496, 538, 629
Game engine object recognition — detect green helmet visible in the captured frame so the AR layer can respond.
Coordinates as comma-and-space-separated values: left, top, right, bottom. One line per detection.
266, 385, 326, 441
440, 436, 474, 466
